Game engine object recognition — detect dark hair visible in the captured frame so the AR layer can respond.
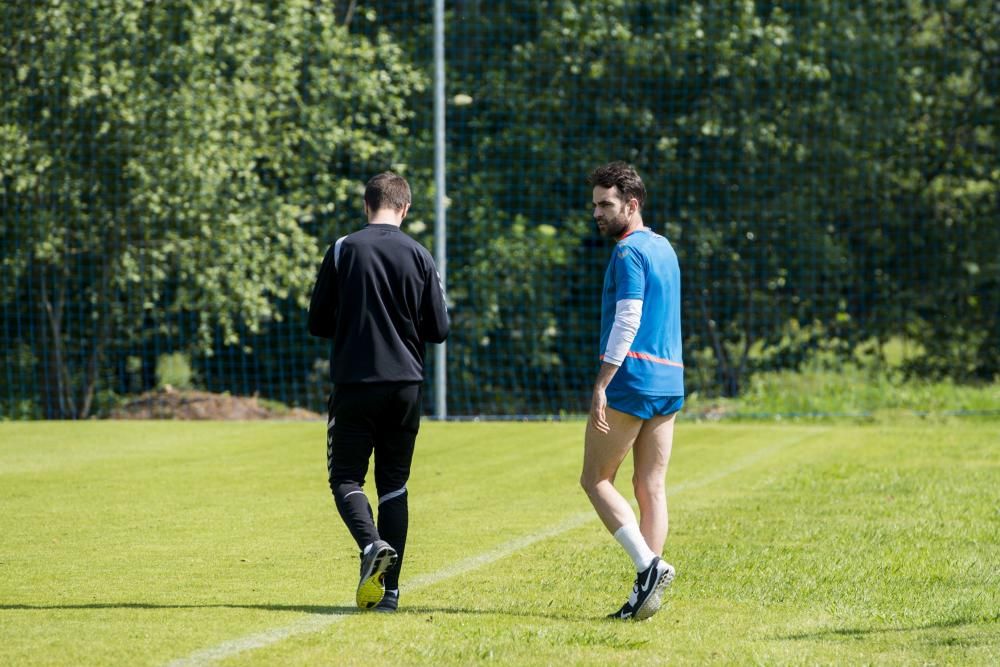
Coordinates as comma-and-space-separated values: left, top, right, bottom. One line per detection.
364, 172, 411, 212
587, 161, 646, 210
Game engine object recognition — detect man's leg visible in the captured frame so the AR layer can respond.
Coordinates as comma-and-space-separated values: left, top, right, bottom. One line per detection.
583, 406, 673, 620
328, 385, 403, 609
582, 407, 657, 570
580, 406, 643, 534
632, 412, 676, 554
372, 384, 421, 597
327, 387, 378, 549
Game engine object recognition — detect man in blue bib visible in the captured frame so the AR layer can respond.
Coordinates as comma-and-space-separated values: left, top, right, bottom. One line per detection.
580, 162, 684, 621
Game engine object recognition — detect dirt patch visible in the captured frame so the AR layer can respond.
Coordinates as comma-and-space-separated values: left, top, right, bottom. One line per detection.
110, 387, 322, 421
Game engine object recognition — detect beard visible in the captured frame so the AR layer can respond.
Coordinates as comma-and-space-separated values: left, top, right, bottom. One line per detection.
597, 214, 629, 238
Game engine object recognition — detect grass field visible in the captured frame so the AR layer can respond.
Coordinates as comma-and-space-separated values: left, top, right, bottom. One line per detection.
1, 418, 998, 666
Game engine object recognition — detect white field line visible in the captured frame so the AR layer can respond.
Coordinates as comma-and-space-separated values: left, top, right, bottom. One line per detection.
165, 431, 819, 666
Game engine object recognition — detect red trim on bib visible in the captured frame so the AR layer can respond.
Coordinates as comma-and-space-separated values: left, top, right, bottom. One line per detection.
600, 352, 684, 368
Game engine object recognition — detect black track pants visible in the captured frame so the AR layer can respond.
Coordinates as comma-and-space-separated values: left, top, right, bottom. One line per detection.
326, 382, 421, 589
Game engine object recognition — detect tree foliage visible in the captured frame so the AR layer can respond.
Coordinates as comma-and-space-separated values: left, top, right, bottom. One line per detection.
1, 1, 996, 418
365, 0, 998, 408
0, 0, 424, 417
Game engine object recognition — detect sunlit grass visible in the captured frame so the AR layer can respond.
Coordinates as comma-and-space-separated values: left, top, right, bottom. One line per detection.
1, 419, 997, 665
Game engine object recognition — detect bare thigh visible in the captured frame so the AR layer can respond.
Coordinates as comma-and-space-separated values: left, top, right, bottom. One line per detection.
632, 412, 676, 487
582, 407, 643, 483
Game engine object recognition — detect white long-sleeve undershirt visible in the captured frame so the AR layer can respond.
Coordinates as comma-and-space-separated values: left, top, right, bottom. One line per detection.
603, 298, 643, 366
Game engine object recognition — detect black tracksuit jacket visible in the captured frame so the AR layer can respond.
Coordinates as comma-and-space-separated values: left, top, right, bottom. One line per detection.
308, 224, 449, 384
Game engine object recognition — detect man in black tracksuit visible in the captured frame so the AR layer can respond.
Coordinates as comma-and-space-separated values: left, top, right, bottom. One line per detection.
308, 172, 449, 612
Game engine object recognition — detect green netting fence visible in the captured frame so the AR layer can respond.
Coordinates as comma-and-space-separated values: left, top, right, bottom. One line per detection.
1, 1, 997, 419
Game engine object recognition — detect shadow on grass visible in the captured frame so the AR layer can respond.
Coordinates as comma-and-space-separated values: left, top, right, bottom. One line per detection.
775, 613, 1000, 641
0, 602, 595, 622
1, 602, 356, 615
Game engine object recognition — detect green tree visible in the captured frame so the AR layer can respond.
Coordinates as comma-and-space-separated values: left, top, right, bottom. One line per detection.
367, 0, 998, 408
884, 0, 999, 380
0, 0, 425, 417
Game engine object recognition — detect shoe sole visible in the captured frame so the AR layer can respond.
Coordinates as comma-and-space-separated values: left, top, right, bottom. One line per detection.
356, 545, 397, 609
633, 563, 675, 621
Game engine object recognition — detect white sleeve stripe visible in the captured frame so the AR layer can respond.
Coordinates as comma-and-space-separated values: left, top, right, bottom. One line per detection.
434, 269, 447, 301
333, 236, 347, 270
603, 298, 643, 366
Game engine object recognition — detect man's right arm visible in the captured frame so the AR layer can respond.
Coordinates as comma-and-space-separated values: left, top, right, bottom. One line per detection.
307, 246, 339, 339
419, 258, 450, 343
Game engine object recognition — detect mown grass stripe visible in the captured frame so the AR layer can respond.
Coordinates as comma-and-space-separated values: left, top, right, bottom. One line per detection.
164, 429, 818, 666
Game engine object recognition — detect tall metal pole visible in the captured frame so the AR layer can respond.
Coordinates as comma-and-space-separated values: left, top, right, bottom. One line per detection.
433, 0, 447, 419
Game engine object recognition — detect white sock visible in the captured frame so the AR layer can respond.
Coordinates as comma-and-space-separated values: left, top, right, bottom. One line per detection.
613, 522, 657, 571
